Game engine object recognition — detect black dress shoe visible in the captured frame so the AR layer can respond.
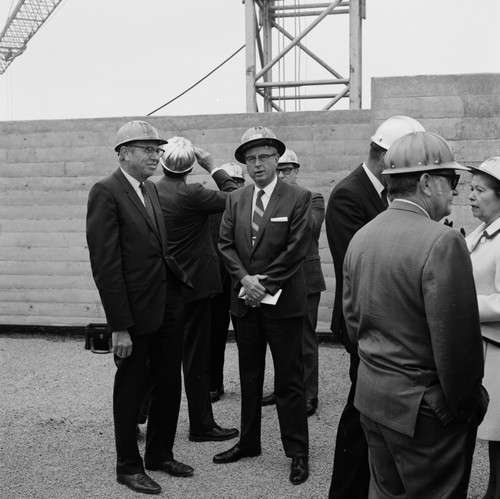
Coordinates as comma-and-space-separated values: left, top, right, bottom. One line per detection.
306, 398, 318, 417
261, 392, 276, 406
189, 424, 239, 442
213, 444, 261, 463
290, 456, 309, 485
116, 472, 161, 494
145, 459, 194, 477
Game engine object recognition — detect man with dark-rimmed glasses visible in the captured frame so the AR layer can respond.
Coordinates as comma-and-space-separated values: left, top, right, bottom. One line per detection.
214, 126, 312, 486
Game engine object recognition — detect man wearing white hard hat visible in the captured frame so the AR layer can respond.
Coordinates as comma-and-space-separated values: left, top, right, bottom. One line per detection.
214, 126, 312, 486
86, 121, 193, 495
155, 138, 240, 444
325, 116, 425, 498
343, 131, 488, 498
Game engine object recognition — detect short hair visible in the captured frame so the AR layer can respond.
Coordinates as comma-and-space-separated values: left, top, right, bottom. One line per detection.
386, 172, 421, 198
369, 142, 386, 162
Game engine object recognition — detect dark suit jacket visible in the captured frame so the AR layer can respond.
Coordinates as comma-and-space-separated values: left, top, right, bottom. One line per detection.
325, 165, 386, 341
155, 169, 238, 303
219, 179, 312, 319
343, 200, 487, 436
86, 168, 189, 335
305, 192, 326, 295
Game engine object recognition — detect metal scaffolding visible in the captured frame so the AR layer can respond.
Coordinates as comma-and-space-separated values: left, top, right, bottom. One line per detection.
0, 0, 63, 75
244, 0, 365, 112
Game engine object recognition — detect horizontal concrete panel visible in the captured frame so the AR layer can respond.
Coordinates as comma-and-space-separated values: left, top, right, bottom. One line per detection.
0, 206, 85, 220
0, 219, 86, 233
0, 233, 86, 248
0, 261, 91, 276
0, 301, 103, 317
0, 289, 98, 303
1, 246, 90, 261
0, 191, 89, 206
0, 315, 105, 327
1, 275, 96, 289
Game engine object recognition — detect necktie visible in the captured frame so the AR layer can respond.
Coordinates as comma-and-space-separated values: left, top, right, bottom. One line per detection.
252, 189, 265, 245
139, 183, 157, 229
381, 188, 389, 209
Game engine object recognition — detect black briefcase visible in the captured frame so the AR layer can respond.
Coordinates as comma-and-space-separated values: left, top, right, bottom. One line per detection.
85, 323, 112, 353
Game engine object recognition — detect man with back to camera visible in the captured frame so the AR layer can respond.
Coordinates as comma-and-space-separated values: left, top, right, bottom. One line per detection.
343, 130, 488, 498
260, 149, 326, 417
213, 127, 312, 485
86, 121, 193, 495
155, 139, 239, 443
325, 116, 425, 498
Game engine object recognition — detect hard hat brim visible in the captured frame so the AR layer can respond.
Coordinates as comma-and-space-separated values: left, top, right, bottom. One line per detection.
114, 137, 168, 153
382, 161, 469, 175
234, 138, 286, 164
467, 159, 500, 183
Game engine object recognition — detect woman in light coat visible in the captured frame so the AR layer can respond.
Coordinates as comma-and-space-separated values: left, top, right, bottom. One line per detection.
467, 156, 500, 499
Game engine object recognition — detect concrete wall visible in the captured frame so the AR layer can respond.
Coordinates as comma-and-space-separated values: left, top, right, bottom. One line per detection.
1, 73, 499, 330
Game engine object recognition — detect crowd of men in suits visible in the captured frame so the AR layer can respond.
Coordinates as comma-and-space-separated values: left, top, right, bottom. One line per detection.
86, 118, 488, 497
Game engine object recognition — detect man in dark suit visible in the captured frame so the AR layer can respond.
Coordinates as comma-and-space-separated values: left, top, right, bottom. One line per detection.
86, 121, 193, 495
156, 142, 239, 442
213, 126, 312, 486
261, 149, 326, 417
344, 131, 488, 498
325, 116, 425, 498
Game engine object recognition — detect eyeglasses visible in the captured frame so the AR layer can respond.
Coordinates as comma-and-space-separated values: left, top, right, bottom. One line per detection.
277, 167, 295, 176
432, 172, 460, 190
130, 145, 165, 157
244, 153, 278, 165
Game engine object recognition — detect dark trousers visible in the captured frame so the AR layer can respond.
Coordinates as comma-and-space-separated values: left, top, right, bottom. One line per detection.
360, 412, 478, 499
329, 350, 370, 499
236, 310, 309, 457
183, 297, 216, 433
209, 275, 231, 392
303, 292, 320, 401
113, 281, 184, 475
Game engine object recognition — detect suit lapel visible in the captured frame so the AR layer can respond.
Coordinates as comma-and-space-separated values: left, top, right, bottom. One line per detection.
115, 169, 161, 240
251, 180, 281, 251
356, 165, 385, 213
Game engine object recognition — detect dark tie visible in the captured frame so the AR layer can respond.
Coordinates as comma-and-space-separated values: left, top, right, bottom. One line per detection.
381, 188, 389, 209
139, 183, 157, 229
252, 189, 265, 245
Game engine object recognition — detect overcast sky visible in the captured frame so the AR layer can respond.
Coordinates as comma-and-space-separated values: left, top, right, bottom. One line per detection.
0, 0, 499, 121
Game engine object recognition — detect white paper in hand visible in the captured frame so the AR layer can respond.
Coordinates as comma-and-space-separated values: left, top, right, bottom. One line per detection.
238, 288, 282, 306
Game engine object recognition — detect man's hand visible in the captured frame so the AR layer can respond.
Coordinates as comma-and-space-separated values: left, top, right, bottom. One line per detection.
194, 147, 216, 173
112, 330, 133, 358
240, 274, 268, 301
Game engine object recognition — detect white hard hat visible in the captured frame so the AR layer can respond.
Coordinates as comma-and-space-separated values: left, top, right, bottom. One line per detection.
467, 157, 500, 182
160, 136, 196, 174
371, 116, 425, 150
220, 162, 245, 180
278, 149, 300, 168
234, 126, 286, 164
114, 120, 167, 152
382, 131, 469, 175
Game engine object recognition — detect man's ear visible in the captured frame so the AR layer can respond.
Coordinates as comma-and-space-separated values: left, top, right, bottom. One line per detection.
419, 172, 434, 196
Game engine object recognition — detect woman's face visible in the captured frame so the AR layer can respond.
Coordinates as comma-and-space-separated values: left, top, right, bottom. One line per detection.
469, 173, 500, 225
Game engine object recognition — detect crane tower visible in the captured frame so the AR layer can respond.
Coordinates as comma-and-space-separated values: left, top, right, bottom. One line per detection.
0, 0, 63, 75
244, 0, 365, 112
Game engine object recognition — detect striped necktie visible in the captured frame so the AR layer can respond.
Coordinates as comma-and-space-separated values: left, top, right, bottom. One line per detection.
139, 183, 157, 229
252, 189, 265, 245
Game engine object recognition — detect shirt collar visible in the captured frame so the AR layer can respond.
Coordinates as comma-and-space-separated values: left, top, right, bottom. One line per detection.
255, 174, 278, 198
362, 162, 384, 196
120, 167, 141, 192
392, 198, 431, 219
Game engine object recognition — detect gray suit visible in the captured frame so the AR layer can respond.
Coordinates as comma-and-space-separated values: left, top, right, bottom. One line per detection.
344, 199, 488, 498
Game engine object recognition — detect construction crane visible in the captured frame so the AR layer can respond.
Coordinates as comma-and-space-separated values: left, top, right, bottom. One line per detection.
0, 0, 63, 75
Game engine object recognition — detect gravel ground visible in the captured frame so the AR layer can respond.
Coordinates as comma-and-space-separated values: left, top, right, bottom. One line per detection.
0, 333, 488, 499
